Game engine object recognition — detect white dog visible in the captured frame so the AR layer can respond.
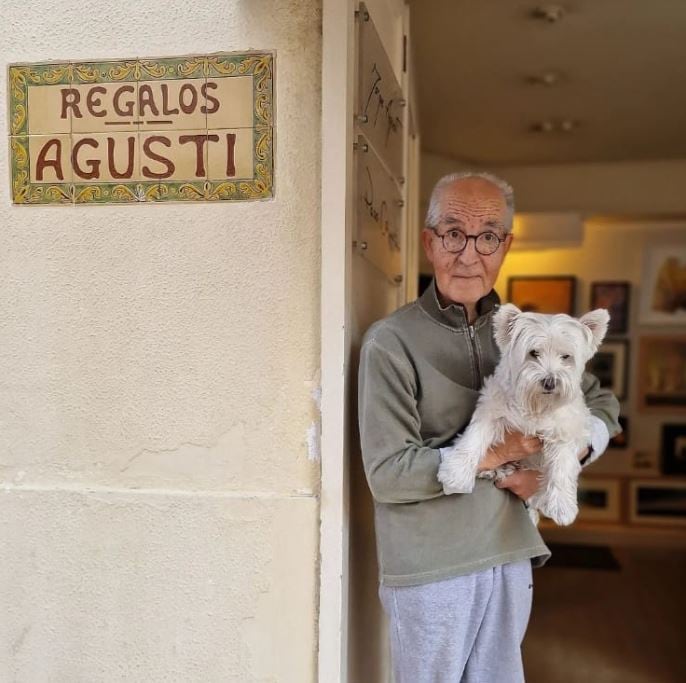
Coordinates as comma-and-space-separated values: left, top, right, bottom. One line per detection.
437, 304, 609, 526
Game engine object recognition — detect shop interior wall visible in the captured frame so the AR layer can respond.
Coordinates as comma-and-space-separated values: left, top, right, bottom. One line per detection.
419, 153, 686, 274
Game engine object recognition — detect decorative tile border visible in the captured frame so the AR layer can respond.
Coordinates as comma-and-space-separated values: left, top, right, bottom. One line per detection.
8, 51, 274, 205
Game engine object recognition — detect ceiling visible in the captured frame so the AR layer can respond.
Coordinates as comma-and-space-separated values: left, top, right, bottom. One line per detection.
408, 0, 686, 165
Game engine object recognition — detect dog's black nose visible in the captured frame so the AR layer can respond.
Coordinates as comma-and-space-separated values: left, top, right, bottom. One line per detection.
542, 376, 556, 391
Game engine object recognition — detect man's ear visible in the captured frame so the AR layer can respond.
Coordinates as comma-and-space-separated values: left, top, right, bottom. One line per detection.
421, 228, 436, 267
502, 232, 513, 257
579, 308, 610, 354
493, 303, 521, 352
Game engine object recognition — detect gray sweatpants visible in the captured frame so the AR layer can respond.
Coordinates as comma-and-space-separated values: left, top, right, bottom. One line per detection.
378, 560, 533, 683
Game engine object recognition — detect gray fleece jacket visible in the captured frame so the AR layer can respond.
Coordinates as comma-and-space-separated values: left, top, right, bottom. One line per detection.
358, 280, 621, 587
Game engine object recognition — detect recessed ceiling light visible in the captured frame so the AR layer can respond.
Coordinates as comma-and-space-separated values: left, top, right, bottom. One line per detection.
530, 5, 566, 23
526, 70, 564, 86
531, 120, 556, 133
530, 119, 580, 133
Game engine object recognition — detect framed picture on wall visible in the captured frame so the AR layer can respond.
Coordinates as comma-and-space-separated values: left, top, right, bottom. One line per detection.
629, 479, 686, 526
638, 336, 686, 413
609, 416, 629, 449
586, 340, 628, 401
661, 424, 686, 475
507, 276, 576, 314
639, 246, 686, 325
577, 477, 622, 523
418, 274, 432, 296
590, 281, 630, 334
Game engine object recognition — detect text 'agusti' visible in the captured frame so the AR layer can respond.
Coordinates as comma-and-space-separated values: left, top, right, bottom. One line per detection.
33, 82, 241, 181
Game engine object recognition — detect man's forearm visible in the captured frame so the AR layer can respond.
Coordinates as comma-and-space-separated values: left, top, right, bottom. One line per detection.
579, 415, 611, 467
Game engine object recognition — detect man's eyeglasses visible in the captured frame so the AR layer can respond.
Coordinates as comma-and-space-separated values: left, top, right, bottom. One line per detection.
433, 227, 507, 256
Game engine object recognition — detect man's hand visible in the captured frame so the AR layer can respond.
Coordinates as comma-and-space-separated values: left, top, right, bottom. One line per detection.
495, 446, 590, 501
477, 431, 542, 473
495, 469, 542, 500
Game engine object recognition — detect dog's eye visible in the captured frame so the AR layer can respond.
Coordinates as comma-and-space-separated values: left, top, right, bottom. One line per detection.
529, 350, 539, 358
561, 354, 571, 360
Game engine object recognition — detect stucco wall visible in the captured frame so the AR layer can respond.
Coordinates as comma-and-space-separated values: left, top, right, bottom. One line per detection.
0, 1, 321, 680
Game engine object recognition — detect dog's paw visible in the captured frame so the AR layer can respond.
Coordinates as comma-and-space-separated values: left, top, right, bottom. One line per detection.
535, 491, 578, 526
437, 456, 476, 494
552, 504, 578, 527
494, 463, 518, 480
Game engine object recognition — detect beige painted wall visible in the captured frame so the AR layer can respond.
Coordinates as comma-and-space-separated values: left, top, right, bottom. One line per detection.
419, 152, 686, 274
421, 152, 686, 216
0, 1, 321, 680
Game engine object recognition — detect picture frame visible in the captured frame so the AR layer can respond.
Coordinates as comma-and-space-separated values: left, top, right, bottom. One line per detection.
637, 336, 686, 413
590, 281, 630, 334
507, 276, 576, 315
576, 476, 623, 523
609, 416, 629, 449
639, 246, 686, 325
586, 339, 628, 401
661, 424, 686, 475
631, 450, 661, 475
418, 274, 432, 296
629, 479, 686, 526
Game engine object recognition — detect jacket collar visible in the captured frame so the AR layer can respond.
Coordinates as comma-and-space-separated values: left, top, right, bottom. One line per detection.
418, 278, 500, 329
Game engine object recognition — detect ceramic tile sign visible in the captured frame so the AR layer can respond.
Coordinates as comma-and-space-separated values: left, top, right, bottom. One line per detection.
8, 52, 274, 205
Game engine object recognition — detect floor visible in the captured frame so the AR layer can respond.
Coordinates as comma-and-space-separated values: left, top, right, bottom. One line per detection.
523, 546, 686, 683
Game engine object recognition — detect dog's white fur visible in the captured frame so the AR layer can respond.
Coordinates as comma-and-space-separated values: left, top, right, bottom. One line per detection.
437, 304, 609, 526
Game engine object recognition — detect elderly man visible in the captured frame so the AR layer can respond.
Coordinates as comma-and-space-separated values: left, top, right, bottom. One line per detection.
358, 172, 620, 682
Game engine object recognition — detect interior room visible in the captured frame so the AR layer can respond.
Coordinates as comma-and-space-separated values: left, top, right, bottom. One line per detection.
415, 2, 686, 681
349, 1, 686, 681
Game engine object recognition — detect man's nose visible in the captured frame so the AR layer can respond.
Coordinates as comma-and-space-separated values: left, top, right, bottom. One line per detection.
456, 238, 479, 264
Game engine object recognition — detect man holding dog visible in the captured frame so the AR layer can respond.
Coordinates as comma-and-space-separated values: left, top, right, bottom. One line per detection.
358, 172, 621, 682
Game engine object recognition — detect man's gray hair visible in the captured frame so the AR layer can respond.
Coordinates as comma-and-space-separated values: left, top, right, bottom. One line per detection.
425, 171, 515, 232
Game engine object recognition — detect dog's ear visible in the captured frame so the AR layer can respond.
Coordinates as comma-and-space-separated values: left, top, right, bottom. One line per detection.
493, 303, 521, 351
579, 309, 610, 352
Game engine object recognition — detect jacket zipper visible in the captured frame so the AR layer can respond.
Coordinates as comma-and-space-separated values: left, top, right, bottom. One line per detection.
469, 324, 483, 388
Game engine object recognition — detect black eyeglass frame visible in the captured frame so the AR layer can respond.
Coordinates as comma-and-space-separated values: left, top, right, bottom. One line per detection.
432, 226, 509, 255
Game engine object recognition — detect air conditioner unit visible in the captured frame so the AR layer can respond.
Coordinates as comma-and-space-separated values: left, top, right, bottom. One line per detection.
511, 213, 584, 250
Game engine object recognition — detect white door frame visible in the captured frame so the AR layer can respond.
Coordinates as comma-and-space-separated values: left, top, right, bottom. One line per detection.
319, 2, 420, 680
319, 0, 356, 681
